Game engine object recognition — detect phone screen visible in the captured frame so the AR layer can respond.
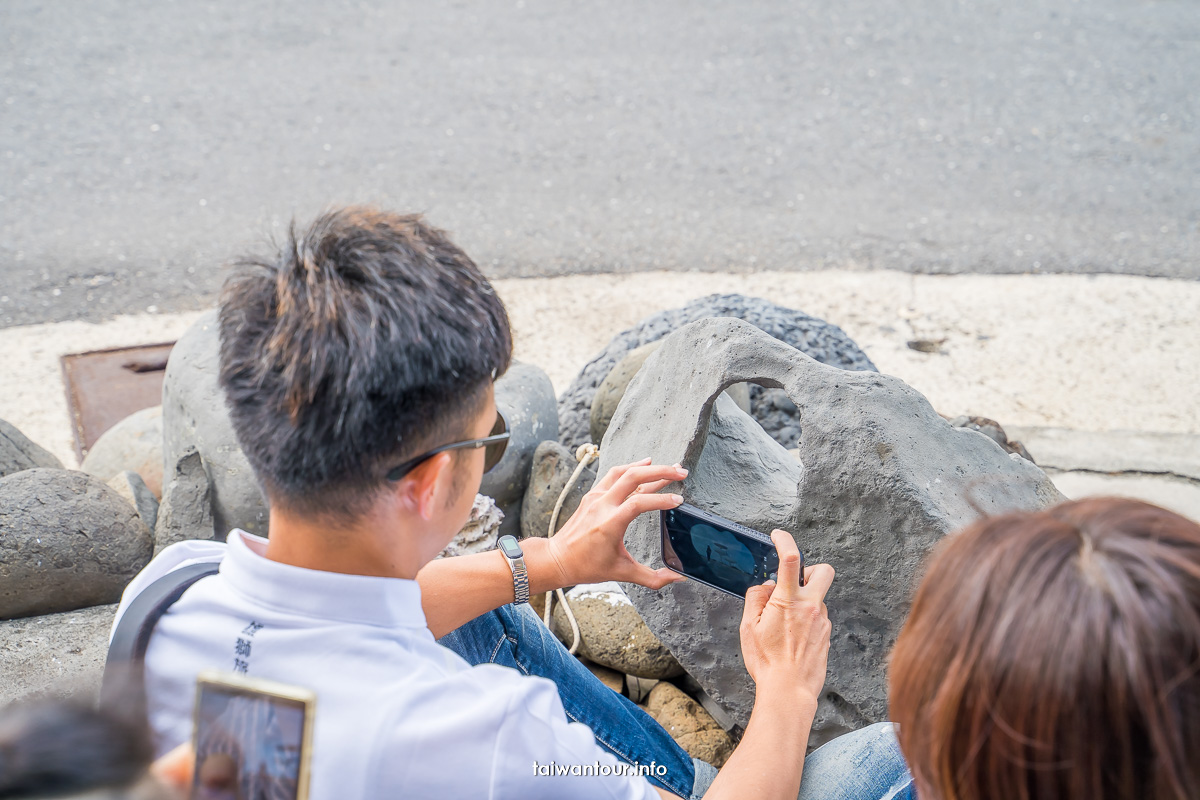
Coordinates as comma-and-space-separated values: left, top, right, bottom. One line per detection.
191, 673, 313, 800
660, 504, 790, 598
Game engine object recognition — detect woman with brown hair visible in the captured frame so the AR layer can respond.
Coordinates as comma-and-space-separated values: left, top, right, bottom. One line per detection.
889, 497, 1200, 800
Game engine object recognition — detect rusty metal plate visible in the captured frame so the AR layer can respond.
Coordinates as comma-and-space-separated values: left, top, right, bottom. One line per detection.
61, 343, 175, 461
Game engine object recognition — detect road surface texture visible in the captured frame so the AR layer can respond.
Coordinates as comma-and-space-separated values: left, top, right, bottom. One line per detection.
2, 0, 1197, 327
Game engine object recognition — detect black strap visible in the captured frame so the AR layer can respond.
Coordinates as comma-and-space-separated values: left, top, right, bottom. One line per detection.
100, 562, 221, 716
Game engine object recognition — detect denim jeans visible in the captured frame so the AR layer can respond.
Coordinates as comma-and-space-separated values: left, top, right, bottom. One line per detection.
438, 602, 914, 800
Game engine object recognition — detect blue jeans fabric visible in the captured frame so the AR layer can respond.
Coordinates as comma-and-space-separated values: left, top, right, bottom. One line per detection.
438, 602, 914, 800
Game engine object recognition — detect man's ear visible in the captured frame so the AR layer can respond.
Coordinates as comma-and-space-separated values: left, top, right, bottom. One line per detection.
399, 452, 455, 521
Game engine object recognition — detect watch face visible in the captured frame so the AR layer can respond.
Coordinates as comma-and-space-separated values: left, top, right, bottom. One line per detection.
498, 536, 523, 559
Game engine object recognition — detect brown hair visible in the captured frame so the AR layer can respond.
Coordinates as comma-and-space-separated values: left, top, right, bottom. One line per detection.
889, 497, 1200, 800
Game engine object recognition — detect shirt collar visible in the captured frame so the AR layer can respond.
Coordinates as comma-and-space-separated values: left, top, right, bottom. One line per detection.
219, 529, 429, 629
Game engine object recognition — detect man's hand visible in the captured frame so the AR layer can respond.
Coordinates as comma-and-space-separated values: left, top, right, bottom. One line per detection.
545, 457, 688, 590
739, 530, 834, 704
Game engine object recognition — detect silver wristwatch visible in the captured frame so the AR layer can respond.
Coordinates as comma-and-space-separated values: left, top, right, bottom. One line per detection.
497, 535, 529, 605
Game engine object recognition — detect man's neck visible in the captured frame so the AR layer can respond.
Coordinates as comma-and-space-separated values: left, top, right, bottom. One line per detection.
262, 505, 425, 580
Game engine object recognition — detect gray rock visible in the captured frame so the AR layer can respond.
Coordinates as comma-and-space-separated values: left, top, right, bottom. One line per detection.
590, 342, 751, 445
0, 604, 118, 705
0, 469, 153, 620
162, 311, 269, 538
558, 294, 878, 451
520, 441, 596, 540
948, 415, 1035, 463
107, 470, 160, 532
81, 406, 165, 497
437, 494, 504, 558
0, 419, 62, 478
550, 582, 684, 679
600, 318, 1063, 745
154, 449, 216, 553
483, 362, 560, 537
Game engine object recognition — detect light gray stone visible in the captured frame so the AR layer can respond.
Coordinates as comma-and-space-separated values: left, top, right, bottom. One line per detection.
601, 318, 1063, 745
948, 414, 1034, 463
154, 449, 216, 553
484, 362, 560, 537
107, 470, 160, 532
0, 419, 62, 478
163, 311, 269, 537
0, 470, 152, 620
437, 494, 504, 558
550, 582, 684, 679
81, 405, 165, 497
559, 294, 878, 451
520, 441, 596, 540
0, 604, 117, 705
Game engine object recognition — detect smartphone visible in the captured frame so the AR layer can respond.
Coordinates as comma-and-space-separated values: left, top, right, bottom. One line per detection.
660, 503, 798, 598
191, 670, 316, 800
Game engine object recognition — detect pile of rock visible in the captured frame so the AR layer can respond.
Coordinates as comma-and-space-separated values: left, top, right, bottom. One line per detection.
1, 293, 1062, 764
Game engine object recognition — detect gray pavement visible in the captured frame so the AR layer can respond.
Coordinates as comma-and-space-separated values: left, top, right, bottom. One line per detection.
1, 0, 1197, 328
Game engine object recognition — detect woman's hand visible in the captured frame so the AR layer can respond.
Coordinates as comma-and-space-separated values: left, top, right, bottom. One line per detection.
545, 457, 689, 589
738, 530, 835, 704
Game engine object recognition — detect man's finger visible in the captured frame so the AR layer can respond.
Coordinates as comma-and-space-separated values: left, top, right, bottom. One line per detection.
618, 491, 684, 521
624, 563, 687, 590
609, 463, 688, 500
799, 563, 836, 602
770, 529, 804, 600
742, 582, 774, 622
593, 459, 646, 493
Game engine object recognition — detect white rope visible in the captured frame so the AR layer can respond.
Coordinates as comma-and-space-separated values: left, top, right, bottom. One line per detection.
542, 443, 600, 655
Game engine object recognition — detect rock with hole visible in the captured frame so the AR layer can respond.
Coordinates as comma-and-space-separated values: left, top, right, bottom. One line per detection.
559, 294, 877, 451
600, 318, 1064, 746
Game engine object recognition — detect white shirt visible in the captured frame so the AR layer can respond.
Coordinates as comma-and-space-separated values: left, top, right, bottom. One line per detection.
111, 530, 659, 800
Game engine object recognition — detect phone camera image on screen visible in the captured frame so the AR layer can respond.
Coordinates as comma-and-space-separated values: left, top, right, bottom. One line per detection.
661, 504, 788, 598
191, 673, 314, 800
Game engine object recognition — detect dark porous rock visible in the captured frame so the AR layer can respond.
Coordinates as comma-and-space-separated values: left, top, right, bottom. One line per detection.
644, 682, 736, 768
483, 362, 559, 537
0, 604, 118, 704
949, 415, 1035, 463
0, 419, 62, 478
601, 318, 1063, 746
520, 441, 596, 540
163, 311, 269, 538
0, 470, 152, 620
558, 294, 878, 451
81, 406, 165, 497
107, 470, 160, 533
550, 582, 684, 679
154, 449, 216, 553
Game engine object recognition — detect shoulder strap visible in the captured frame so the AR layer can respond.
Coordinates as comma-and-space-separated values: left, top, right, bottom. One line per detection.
100, 562, 221, 715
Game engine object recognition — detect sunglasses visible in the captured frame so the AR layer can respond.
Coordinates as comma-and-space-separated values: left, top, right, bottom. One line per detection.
385, 410, 510, 482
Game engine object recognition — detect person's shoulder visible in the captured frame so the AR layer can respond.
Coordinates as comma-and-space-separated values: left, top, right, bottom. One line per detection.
108, 538, 229, 642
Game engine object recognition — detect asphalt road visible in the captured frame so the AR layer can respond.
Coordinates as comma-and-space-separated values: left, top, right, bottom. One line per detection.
2, 0, 1197, 327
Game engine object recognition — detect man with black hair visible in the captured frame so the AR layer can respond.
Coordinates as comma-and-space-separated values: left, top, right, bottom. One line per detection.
111, 208, 911, 800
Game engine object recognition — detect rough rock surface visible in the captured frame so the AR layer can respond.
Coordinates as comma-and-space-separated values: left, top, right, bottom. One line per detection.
163, 311, 269, 536
550, 582, 684, 679
0, 604, 117, 704
154, 449, 216, 553
558, 294, 878, 450
437, 494, 504, 558
484, 362, 560, 537
81, 405, 165, 497
644, 682, 736, 768
0, 419, 62, 478
0, 469, 152, 620
600, 318, 1064, 745
520, 441, 596, 540
589, 342, 750, 445
107, 470, 160, 533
